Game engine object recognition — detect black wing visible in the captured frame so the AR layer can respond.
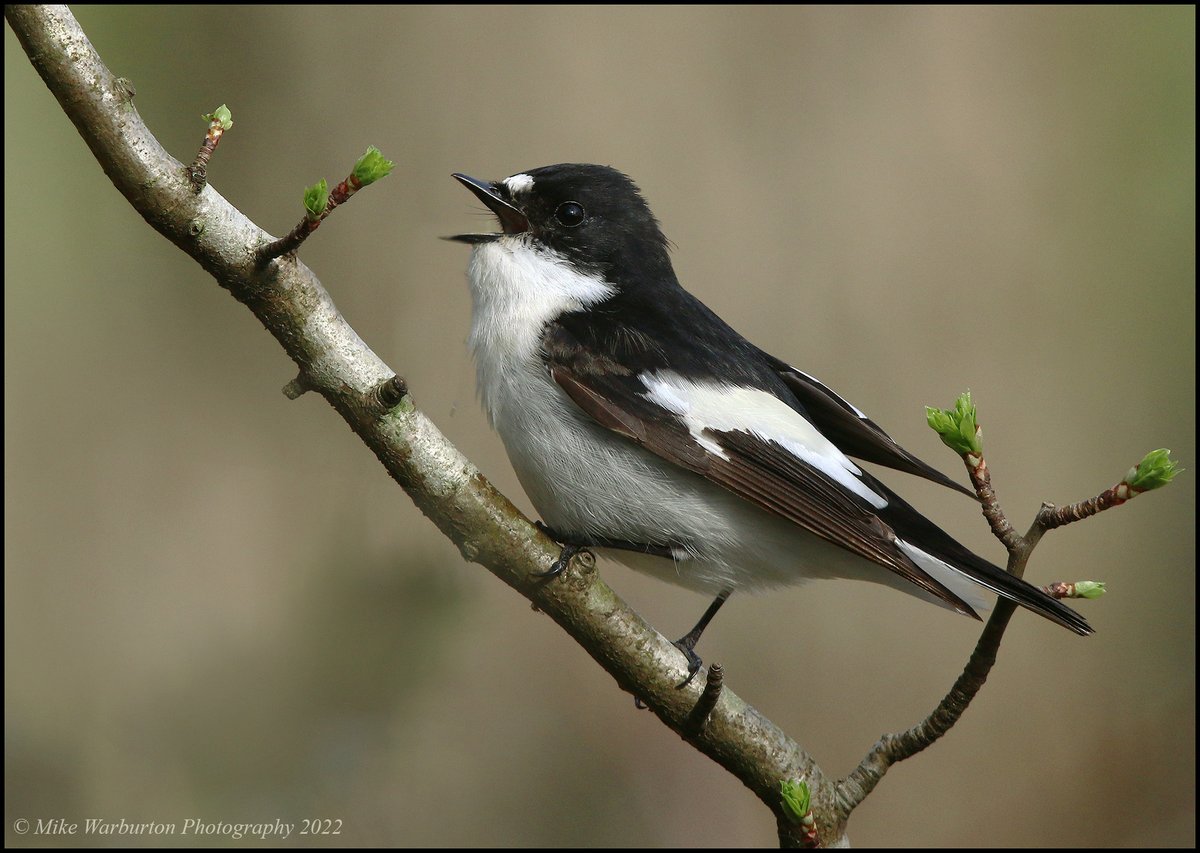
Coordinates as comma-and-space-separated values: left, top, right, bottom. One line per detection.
758, 351, 976, 498
542, 321, 1093, 636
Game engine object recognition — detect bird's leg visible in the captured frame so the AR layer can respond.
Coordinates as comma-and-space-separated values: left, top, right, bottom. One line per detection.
535, 523, 726, 693
533, 522, 680, 577
673, 589, 732, 687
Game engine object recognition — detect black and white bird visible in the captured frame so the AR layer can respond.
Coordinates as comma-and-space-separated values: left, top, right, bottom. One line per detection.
449, 164, 1091, 680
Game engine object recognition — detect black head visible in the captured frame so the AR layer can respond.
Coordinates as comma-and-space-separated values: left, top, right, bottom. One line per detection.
451, 164, 675, 282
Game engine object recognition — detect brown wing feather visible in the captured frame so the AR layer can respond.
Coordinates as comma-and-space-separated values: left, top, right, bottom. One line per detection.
545, 327, 979, 617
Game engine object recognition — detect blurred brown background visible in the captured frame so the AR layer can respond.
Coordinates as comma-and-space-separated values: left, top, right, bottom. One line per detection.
5, 6, 1195, 847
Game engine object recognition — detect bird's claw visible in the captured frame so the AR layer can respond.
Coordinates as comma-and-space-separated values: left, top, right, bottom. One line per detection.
673, 637, 704, 688
533, 524, 588, 578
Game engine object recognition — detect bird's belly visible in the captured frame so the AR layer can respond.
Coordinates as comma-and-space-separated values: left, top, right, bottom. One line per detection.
487, 370, 883, 596
495, 381, 726, 549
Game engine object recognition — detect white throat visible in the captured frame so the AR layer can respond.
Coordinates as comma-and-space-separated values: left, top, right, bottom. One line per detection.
466, 239, 613, 420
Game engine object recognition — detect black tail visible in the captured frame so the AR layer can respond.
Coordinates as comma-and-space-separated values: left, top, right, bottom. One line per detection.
876, 482, 1094, 636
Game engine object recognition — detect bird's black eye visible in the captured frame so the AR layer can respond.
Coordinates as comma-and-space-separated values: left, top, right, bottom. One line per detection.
555, 201, 586, 228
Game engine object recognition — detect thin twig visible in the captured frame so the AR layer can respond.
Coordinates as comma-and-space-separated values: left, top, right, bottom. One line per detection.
188, 105, 232, 190
836, 445, 1059, 813
964, 454, 1023, 551
1041, 486, 1127, 529
684, 663, 724, 732
257, 215, 321, 265
257, 147, 393, 265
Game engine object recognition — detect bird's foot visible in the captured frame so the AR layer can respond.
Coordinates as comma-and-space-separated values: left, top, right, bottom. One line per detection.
672, 634, 704, 688
532, 522, 589, 578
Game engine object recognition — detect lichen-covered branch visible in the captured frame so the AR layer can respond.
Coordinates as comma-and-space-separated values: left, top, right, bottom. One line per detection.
5, 4, 841, 846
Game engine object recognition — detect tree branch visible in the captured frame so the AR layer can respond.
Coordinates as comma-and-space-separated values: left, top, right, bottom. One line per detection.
6, 4, 840, 845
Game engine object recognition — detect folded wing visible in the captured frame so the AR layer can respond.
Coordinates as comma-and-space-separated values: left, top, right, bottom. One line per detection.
543, 322, 1092, 635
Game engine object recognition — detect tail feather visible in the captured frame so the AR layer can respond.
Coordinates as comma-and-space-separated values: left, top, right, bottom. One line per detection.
877, 482, 1094, 636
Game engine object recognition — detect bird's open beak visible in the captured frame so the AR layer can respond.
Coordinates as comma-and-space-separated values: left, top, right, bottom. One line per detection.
447, 173, 529, 243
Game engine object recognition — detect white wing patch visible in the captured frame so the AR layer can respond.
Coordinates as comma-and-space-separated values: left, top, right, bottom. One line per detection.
640, 372, 888, 509
504, 173, 534, 194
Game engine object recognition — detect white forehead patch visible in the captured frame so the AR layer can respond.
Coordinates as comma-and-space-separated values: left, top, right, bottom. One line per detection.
504, 173, 535, 194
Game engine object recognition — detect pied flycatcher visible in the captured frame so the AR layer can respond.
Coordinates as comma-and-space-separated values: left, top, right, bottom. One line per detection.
449, 164, 1091, 680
